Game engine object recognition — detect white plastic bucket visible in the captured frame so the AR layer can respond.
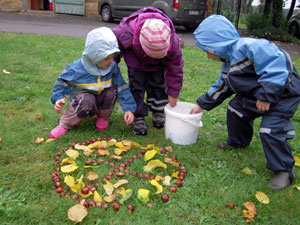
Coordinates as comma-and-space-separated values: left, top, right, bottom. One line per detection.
165, 102, 203, 145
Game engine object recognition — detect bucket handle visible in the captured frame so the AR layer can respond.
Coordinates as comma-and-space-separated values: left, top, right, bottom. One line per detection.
182, 117, 203, 128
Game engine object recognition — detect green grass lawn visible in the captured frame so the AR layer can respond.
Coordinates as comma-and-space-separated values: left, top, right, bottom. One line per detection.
0, 33, 300, 225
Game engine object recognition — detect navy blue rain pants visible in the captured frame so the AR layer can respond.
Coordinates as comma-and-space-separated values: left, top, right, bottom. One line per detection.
226, 96, 295, 183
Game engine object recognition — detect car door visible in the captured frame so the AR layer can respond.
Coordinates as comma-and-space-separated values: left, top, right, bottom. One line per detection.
113, 0, 134, 18
131, 0, 155, 12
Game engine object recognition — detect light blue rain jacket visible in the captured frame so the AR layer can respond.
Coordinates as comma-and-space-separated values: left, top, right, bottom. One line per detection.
51, 27, 136, 113
193, 15, 300, 117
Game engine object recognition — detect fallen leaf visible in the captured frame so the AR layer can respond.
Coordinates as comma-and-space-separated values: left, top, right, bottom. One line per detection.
165, 146, 173, 152
226, 201, 236, 209
36, 113, 41, 118
80, 190, 93, 198
255, 191, 269, 204
164, 157, 179, 167
144, 159, 167, 172
103, 181, 114, 195
2, 69, 11, 74
171, 171, 179, 179
149, 180, 163, 194
116, 188, 133, 204
113, 179, 128, 189
243, 202, 257, 223
71, 181, 85, 193
87, 171, 99, 181
144, 150, 158, 161
103, 194, 115, 202
131, 141, 141, 147
100, 140, 108, 148
137, 189, 150, 203
83, 165, 99, 168
66, 149, 79, 160
293, 184, 300, 191
114, 148, 127, 156
0, 137, 2, 142
64, 175, 75, 187
108, 138, 117, 146
240, 167, 256, 176
61, 159, 78, 173
110, 155, 122, 160
295, 156, 300, 167
98, 149, 110, 156
34, 137, 44, 144
67, 204, 87, 223
94, 191, 103, 203
163, 176, 172, 186
45, 138, 55, 143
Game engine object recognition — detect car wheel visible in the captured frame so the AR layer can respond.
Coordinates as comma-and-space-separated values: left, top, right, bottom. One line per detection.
289, 22, 299, 39
101, 5, 113, 22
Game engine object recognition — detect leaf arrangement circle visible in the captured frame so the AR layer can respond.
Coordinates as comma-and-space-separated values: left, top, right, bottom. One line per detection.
52, 136, 187, 213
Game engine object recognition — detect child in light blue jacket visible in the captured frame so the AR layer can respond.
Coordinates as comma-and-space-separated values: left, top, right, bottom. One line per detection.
49, 27, 136, 139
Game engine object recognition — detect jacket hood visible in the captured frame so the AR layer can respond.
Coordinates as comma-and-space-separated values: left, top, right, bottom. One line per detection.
193, 15, 240, 59
81, 27, 120, 75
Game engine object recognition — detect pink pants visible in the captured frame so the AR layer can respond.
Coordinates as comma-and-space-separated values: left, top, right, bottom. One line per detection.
59, 87, 116, 129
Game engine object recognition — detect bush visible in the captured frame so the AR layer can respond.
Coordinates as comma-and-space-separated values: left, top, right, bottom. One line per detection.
245, 12, 299, 43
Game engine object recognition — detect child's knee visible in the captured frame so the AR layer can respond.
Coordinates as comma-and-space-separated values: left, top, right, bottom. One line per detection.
72, 94, 97, 118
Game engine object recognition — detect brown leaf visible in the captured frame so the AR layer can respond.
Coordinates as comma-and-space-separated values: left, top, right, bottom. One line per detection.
0, 137, 2, 143
67, 204, 88, 223
87, 171, 99, 181
98, 149, 110, 156
36, 113, 41, 119
34, 137, 44, 144
243, 202, 257, 223
103, 194, 115, 202
110, 155, 122, 160
225, 201, 236, 209
165, 146, 173, 152
113, 179, 129, 188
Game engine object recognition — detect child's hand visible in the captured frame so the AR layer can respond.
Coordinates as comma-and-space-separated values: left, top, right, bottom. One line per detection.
256, 100, 270, 112
54, 98, 66, 114
168, 95, 178, 107
190, 105, 203, 114
124, 111, 134, 125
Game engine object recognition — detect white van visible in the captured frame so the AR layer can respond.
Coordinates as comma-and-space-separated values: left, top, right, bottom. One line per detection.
98, 0, 208, 31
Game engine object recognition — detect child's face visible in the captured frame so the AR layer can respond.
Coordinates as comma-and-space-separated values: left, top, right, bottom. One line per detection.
97, 54, 115, 69
206, 52, 221, 61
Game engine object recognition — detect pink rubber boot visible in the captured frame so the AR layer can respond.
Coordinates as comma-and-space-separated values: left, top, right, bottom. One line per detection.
96, 117, 108, 131
49, 125, 68, 139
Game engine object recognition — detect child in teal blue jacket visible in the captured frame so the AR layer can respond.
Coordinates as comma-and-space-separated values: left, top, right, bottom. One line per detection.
49, 27, 136, 139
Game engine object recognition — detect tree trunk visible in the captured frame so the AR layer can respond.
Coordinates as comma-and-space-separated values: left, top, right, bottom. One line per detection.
272, 0, 283, 28
286, 0, 296, 20
264, 0, 272, 18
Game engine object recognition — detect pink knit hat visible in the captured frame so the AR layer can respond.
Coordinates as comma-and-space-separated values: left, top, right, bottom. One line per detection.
139, 19, 171, 59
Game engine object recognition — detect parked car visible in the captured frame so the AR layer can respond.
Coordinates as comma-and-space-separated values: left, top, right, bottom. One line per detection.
98, 0, 208, 31
289, 13, 300, 39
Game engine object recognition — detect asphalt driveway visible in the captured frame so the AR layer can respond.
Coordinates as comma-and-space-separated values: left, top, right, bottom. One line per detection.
0, 11, 299, 58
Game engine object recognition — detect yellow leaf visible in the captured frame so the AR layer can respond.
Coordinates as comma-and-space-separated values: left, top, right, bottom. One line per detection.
122, 140, 132, 146
94, 191, 103, 203
87, 171, 99, 181
144, 150, 158, 161
137, 189, 150, 203
83, 165, 99, 168
243, 202, 257, 214
101, 140, 108, 148
116, 142, 125, 148
75, 144, 93, 157
103, 181, 114, 195
103, 194, 115, 202
67, 204, 88, 223
255, 191, 270, 204
88, 141, 102, 149
61, 164, 79, 173
45, 138, 55, 143
2, 69, 11, 74
171, 171, 179, 178
131, 141, 141, 147
108, 138, 117, 146
155, 175, 164, 181
144, 159, 167, 172
64, 175, 75, 187
293, 184, 300, 191
114, 148, 127, 156
149, 180, 163, 194
61, 158, 76, 165
113, 179, 129, 189
295, 156, 300, 167
240, 167, 256, 176
34, 137, 44, 144
116, 188, 133, 204
71, 181, 85, 193
66, 149, 79, 160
